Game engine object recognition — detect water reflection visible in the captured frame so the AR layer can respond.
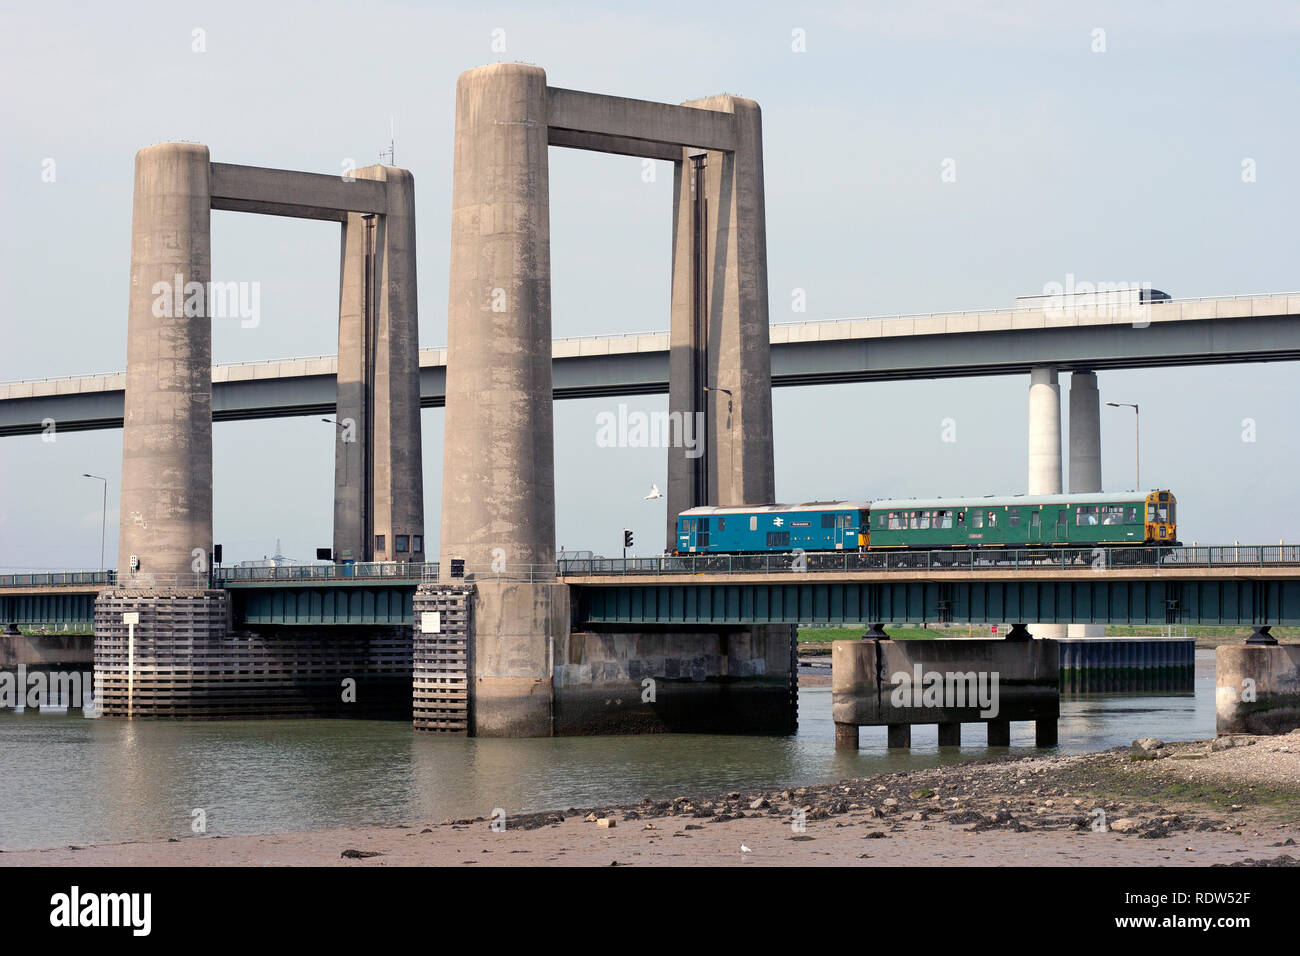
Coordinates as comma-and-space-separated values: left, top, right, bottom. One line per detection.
0, 652, 1215, 851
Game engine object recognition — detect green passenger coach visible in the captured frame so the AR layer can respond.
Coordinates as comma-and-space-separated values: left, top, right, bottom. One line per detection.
867, 491, 1177, 550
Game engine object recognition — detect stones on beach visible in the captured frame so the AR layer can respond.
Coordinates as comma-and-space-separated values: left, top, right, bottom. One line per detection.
597, 818, 616, 829
341, 848, 382, 859
1109, 818, 1139, 833
749, 797, 769, 810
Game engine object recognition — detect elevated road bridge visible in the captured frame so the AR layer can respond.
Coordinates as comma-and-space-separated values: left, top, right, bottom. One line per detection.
3, 291, 1298, 436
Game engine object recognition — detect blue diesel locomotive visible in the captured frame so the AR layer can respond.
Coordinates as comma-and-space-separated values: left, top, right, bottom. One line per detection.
676, 502, 871, 553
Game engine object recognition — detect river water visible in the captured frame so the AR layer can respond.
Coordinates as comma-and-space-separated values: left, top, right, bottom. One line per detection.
0, 652, 1215, 851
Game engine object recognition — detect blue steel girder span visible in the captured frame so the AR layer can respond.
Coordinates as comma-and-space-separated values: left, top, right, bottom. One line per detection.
570, 578, 1300, 628
7, 578, 1299, 629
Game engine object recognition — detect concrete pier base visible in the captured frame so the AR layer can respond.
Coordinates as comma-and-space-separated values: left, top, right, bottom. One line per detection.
887, 723, 912, 749
835, 722, 858, 749
93, 590, 409, 718
832, 638, 1059, 750
553, 623, 797, 735
470, 580, 568, 737
1216, 642, 1300, 735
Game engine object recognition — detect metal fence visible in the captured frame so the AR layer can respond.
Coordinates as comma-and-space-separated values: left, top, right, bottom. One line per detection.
557, 544, 1300, 576
6, 544, 1300, 590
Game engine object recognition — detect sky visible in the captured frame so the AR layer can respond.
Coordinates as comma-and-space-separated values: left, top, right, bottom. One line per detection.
1, 0, 1298, 570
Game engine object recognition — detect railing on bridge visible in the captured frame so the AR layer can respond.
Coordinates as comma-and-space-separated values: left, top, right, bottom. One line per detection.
558, 544, 1300, 576
0, 570, 118, 588
6, 545, 1300, 591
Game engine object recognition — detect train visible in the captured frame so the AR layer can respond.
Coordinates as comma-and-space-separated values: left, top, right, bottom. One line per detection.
675, 490, 1177, 554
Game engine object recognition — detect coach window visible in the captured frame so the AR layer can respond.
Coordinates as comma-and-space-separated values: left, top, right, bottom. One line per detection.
1031, 510, 1040, 528
987, 511, 997, 527
919, 512, 931, 529
750, 516, 757, 531
1008, 509, 1020, 528
956, 512, 965, 526
973, 512, 984, 529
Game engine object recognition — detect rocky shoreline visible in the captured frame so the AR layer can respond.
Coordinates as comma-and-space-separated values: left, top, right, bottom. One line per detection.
4, 735, 1296, 866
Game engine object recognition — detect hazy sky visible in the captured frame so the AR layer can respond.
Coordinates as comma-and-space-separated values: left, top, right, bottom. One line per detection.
2, 0, 1298, 570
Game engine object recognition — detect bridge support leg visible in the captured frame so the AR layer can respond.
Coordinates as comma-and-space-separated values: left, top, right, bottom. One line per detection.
1035, 718, 1058, 747
887, 723, 911, 749
1067, 371, 1107, 637
119, 143, 213, 579
333, 165, 424, 566
938, 721, 961, 747
666, 95, 775, 547
1027, 366, 1066, 639
835, 722, 859, 750
441, 64, 564, 738
987, 719, 1011, 747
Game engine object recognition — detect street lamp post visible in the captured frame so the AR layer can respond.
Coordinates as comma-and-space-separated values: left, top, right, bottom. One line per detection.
82, 473, 107, 572
1105, 402, 1139, 491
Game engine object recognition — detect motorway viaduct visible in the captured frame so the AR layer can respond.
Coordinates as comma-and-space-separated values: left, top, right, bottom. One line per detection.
2, 292, 1298, 437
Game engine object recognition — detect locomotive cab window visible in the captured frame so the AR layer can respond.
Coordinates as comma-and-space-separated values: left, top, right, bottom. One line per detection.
822, 514, 836, 529
718, 517, 725, 531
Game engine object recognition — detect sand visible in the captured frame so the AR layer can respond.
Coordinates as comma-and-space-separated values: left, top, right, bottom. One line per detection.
4, 734, 1296, 867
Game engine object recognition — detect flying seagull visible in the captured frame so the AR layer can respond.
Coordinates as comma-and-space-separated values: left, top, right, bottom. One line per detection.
644, 484, 662, 500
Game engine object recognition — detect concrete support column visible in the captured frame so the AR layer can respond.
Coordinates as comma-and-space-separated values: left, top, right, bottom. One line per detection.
887, 724, 911, 749
334, 165, 424, 564
1068, 370, 1106, 638
666, 95, 775, 547
1028, 366, 1065, 639
442, 64, 559, 736
1028, 366, 1062, 496
1068, 371, 1101, 493
118, 143, 213, 579
937, 722, 961, 747
835, 722, 859, 749
441, 62, 555, 576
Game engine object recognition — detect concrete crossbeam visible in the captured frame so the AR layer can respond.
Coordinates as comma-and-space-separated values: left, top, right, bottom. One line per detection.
546, 87, 736, 151
210, 163, 387, 220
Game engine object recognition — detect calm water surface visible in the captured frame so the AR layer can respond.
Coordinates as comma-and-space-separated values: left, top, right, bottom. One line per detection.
0, 652, 1215, 851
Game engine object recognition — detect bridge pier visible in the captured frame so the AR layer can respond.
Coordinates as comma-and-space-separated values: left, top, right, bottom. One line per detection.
1216, 641, 1300, 735
832, 638, 1059, 750
666, 94, 775, 544
1027, 366, 1066, 639
119, 143, 214, 580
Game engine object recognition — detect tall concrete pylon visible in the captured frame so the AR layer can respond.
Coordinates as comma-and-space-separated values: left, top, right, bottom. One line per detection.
333, 165, 424, 565
1068, 370, 1106, 637
1027, 365, 1065, 639
440, 64, 568, 737
119, 143, 215, 579
118, 143, 423, 581
666, 96, 776, 545
440, 64, 777, 734
1068, 370, 1102, 494
1027, 366, 1062, 497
